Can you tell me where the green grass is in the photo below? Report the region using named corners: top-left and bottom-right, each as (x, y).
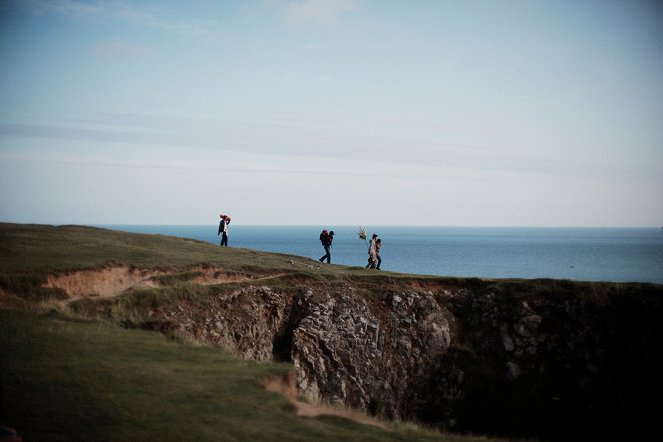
top-left (0, 223), bottom-right (469, 284)
top-left (0, 223), bottom-right (450, 315)
top-left (4, 222), bottom-right (657, 441)
top-left (0, 310), bottom-right (492, 442)
top-left (0, 223), bottom-right (304, 274)
top-left (0, 223), bottom-right (507, 441)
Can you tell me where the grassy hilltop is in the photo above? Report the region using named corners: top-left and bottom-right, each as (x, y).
top-left (2, 223), bottom-right (662, 442)
top-left (0, 223), bottom-right (498, 442)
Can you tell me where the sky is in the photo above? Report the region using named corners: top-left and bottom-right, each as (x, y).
top-left (1, 0), bottom-right (662, 227)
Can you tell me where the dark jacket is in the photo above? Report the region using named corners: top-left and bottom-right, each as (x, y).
top-left (218, 220), bottom-right (228, 235)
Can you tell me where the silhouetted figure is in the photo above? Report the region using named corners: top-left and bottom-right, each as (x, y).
top-left (218, 214), bottom-right (230, 246)
top-left (319, 229), bottom-right (334, 263)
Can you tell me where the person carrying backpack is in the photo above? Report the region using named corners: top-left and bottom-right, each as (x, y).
top-left (319, 229), bottom-right (334, 263)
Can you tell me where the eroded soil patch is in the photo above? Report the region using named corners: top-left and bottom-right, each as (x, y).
top-left (43, 266), bottom-right (164, 301)
top-left (42, 265), bottom-right (287, 302)
top-left (190, 265), bottom-right (251, 285)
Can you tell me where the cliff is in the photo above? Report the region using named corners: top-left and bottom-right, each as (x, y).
top-left (138, 278), bottom-right (662, 441)
top-left (41, 265), bottom-right (662, 441)
top-left (2, 224), bottom-right (662, 441)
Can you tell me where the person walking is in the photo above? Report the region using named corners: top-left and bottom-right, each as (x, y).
top-left (218, 214), bottom-right (230, 246)
top-left (319, 229), bottom-right (334, 263)
top-left (375, 238), bottom-right (382, 270)
top-left (366, 234), bottom-right (378, 269)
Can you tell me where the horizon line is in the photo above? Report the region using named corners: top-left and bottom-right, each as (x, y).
top-left (0, 221), bottom-right (660, 229)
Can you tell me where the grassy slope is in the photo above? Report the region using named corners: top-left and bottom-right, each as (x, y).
top-left (0, 223), bottom-right (497, 442)
top-left (0, 223), bottom-right (306, 273)
top-left (2, 310), bottom-right (477, 442)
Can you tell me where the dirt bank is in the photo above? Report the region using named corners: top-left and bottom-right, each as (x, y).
top-left (42, 265), bottom-right (283, 302)
top-left (262, 372), bottom-right (389, 430)
top-left (43, 266), bottom-right (164, 301)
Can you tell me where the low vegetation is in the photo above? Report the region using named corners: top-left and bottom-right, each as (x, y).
top-left (1, 223), bottom-right (505, 441)
top-left (3, 223), bottom-right (660, 441)
top-left (4, 309), bottom-right (499, 441)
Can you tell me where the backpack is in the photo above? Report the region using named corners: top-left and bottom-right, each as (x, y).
top-left (320, 230), bottom-right (328, 244)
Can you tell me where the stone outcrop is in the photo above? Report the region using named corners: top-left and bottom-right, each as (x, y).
top-left (292, 288), bottom-right (450, 418)
top-left (136, 279), bottom-right (662, 441)
top-left (152, 284), bottom-right (451, 420)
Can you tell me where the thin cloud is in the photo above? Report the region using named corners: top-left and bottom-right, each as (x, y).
top-left (284, 0), bottom-right (359, 28)
top-left (0, 146), bottom-right (441, 181)
top-left (20, 0), bottom-right (106, 18)
top-left (88, 39), bottom-right (155, 58)
top-left (16, 0), bottom-right (217, 35)
top-left (4, 118), bottom-right (644, 182)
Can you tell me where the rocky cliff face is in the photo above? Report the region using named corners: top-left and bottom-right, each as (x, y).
top-left (292, 287), bottom-right (450, 418)
top-left (150, 284), bottom-right (452, 420)
top-left (143, 278), bottom-right (663, 441)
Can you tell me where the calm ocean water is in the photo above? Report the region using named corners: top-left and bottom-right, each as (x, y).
top-left (100, 225), bottom-right (663, 284)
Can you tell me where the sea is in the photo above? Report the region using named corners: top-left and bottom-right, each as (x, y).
top-left (99, 225), bottom-right (663, 284)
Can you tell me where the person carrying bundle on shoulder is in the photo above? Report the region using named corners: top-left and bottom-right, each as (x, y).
top-left (218, 214), bottom-right (231, 246)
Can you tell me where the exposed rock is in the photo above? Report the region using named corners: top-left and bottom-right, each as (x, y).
top-left (290, 289), bottom-right (451, 417)
top-left (154, 284), bottom-right (451, 419)
top-left (105, 275), bottom-right (663, 442)
top-left (506, 361), bottom-right (521, 380)
top-left (499, 324), bottom-right (515, 352)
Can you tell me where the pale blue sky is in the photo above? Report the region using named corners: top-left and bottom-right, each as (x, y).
top-left (1, 0), bottom-right (662, 226)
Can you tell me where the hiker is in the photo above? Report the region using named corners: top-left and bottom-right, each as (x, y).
top-left (375, 238), bottom-right (382, 270)
top-left (319, 229), bottom-right (334, 263)
top-left (218, 214), bottom-right (230, 246)
top-left (366, 234), bottom-right (378, 269)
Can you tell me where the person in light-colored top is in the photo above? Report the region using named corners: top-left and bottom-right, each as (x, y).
top-left (366, 234), bottom-right (378, 269)
top-left (375, 238), bottom-right (382, 270)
